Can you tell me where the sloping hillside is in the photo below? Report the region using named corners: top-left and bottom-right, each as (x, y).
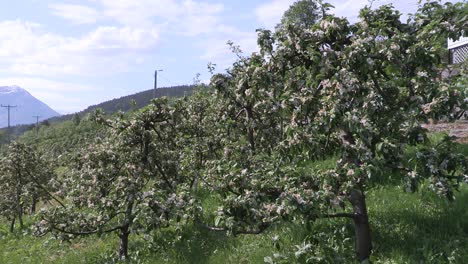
top-left (0, 85), bottom-right (195, 144)
top-left (48, 85), bottom-right (195, 123)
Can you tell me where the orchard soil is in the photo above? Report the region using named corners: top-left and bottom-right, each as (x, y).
top-left (423, 120), bottom-right (468, 143)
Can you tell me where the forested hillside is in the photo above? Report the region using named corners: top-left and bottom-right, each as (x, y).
top-left (47, 85), bottom-right (195, 123)
top-left (0, 1), bottom-right (467, 264)
top-left (0, 85), bottom-right (195, 145)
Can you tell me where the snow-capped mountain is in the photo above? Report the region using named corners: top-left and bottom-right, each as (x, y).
top-left (0, 86), bottom-right (60, 128)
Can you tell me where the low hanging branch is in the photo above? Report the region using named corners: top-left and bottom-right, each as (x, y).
top-left (199, 221), bottom-right (271, 235)
top-left (26, 171), bottom-right (66, 209)
top-left (50, 223), bottom-right (123, 236)
top-left (320, 212), bottom-right (355, 219)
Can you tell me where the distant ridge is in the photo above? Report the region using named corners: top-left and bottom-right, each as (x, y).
top-left (47, 85), bottom-right (195, 123)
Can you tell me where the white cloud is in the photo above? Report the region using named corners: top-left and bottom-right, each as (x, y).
top-left (255, 0), bottom-right (294, 29)
top-left (83, 26), bottom-right (160, 50)
top-left (0, 21), bottom-right (63, 58)
top-left (176, 0), bottom-right (225, 35)
top-left (0, 77), bottom-right (97, 113)
top-left (0, 77), bottom-right (93, 92)
top-left (99, 0), bottom-right (179, 26)
top-left (0, 20), bottom-right (160, 77)
top-left (97, 0), bottom-right (225, 36)
top-left (0, 0), bottom-right (239, 113)
top-left (29, 0), bottom-right (228, 78)
top-left (199, 26), bottom-right (258, 71)
top-left (49, 4), bottom-right (101, 24)
top-left (0, 0), bottom-right (242, 113)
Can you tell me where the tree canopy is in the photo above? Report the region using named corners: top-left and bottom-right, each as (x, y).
top-left (280, 0), bottom-right (322, 29)
top-left (0, 142), bottom-right (55, 232)
top-left (210, 1), bottom-right (467, 261)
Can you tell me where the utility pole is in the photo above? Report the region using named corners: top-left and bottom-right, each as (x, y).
top-left (1, 104), bottom-right (17, 128)
top-left (153, 69), bottom-right (163, 99)
top-left (33, 115), bottom-right (41, 136)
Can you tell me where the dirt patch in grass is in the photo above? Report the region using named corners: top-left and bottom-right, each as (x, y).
top-left (423, 120), bottom-right (468, 143)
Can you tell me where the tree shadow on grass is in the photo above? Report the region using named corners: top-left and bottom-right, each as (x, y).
top-left (146, 223), bottom-right (231, 264)
top-left (371, 189), bottom-right (468, 263)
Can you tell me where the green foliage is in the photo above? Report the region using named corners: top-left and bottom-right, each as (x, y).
top-left (0, 142), bottom-right (55, 231)
top-left (206, 1), bottom-right (467, 261)
top-left (19, 117), bottom-right (107, 160)
top-left (71, 85), bottom-right (195, 119)
top-left (35, 98), bottom-right (196, 259)
top-left (406, 135), bottom-right (468, 200)
top-left (0, 130), bottom-right (6, 145)
top-left (280, 0), bottom-right (322, 29)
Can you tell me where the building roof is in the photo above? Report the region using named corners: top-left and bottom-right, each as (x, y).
top-left (448, 36), bottom-right (468, 49)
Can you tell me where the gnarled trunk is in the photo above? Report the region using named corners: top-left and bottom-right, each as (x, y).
top-left (18, 205), bottom-right (24, 229)
top-left (15, 190), bottom-right (24, 229)
top-left (10, 217), bottom-right (15, 233)
top-left (15, 170), bottom-right (24, 229)
top-left (339, 129), bottom-right (373, 261)
top-left (246, 106), bottom-right (255, 152)
top-left (119, 195), bottom-right (134, 260)
top-left (31, 194), bottom-right (37, 214)
top-left (119, 225), bottom-right (130, 260)
top-left (349, 189), bottom-right (372, 262)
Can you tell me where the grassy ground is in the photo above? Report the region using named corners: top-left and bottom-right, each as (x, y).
top-left (2, 185), bottom-right (466, 263)
top-left (1, 139), bottom-right (467, 263)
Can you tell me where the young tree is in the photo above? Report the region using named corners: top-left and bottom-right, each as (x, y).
top-left (280, 0), bottom-right (322, 29)
top-left (0, 142), bottom-right (54, 232)
top-left (206, 1), bottom-right (467, 262)
top-left (35, 99), bottom-right (195, 260)
top-left (177, 88), bottom-right (221, 195)
top-left (0, 129), bottom-right (6, 144)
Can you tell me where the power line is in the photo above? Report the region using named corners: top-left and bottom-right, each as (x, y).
top-left (1, 104), bottom-right (18, 128)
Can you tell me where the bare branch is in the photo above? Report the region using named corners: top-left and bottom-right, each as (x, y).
top-left (51, 224), bottom-right (122, 236)
top-left (319, 213), bottom-right (355, 219)
top-left (234, 108), bottom-right (246, 120)
top-left (26, 171), bottom-right (66, 208)
top-left (199, 221), bottom-right (270, 235)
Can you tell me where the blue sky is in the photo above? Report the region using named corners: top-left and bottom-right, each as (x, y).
top-left (0, 0), bottom-right (432, 113)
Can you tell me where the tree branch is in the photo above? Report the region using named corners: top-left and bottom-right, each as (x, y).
top-left (26, 171), bottom-right (66, 208)
top-left (152, 161), bottom-right (174, 190)
top-left (47, 210), bottom-right (126, 236)
top-left (234, 108), bottom-right (246, 120)
top-left (199, 221), bottom-right (270, 235)
top-left (319, 213), bottom-right (355, 219)
top-left (51, 224), bottom-right (122, 236)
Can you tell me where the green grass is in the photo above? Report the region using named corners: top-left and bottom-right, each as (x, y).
top-left (0, 230), bottom-right (116, 264)
top-left (369, 185), bottom-right (468, 263)
top-left (2, 183), bottom-right (466, 263)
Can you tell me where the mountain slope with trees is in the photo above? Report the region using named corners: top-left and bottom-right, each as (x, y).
top-left (0, 85), bottom-right (195, 145)
top-left (47, 85), bottom-right (195, 123)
